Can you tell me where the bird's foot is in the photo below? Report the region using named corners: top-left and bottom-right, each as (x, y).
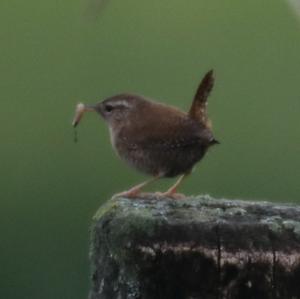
top-left (113, 177), bottom-right (161, 199)
top-left (163, 192), bottom-right (186, 200)
top-left (114, 187), bottom-right (142, 199)
top-left (154, 191), bottom-right (186, 200)
top-left (155, 174), bottom-right (187, 199)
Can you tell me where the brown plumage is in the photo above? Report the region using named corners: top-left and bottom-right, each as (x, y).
top-left (189, 69), bottom-right (214, 126)
top-left (72, 70), bottom-right (218, 198)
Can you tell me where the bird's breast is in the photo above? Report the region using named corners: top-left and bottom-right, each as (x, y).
top-left (112, 132), bottom-right (209, 177)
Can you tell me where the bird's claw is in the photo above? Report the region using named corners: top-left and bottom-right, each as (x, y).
top-left (154, 192), bottom-right (186, 200)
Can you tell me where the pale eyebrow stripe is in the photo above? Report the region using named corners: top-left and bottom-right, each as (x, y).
top-left (111, 100), bottom-right (132, 108)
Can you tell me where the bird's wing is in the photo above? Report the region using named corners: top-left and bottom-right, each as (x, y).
top-left (188, 70), bottom-right (214, 127)
top-left (126, 114), bottom-right (213, 151)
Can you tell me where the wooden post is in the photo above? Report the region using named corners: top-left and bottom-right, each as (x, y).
top-left (89, 195), bottom-right (300, 299)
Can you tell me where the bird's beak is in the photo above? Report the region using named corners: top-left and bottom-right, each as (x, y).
top-left (72, 103), bottom-right (96, 127)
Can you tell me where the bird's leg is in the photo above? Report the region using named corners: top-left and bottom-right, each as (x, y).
top-left (114, 176), bottom-right (160, 198)
top-left (161, 173), bottom-right (188, 199)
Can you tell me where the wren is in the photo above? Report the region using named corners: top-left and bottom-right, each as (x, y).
top-left (72, 70), bottom-right (219, 198)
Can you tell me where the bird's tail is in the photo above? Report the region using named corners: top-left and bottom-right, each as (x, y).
top-left (188, 70), bottom-right (214, 127)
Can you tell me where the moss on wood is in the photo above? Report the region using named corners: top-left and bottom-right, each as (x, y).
top-left (89, 195), bottom-right (300, 299)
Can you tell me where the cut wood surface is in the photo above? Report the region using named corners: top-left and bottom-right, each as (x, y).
top-left (89, 195), bottom-right (300, 299)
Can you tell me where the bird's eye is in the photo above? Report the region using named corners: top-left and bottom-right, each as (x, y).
top-left (105, 105), bottom-right (113, 113)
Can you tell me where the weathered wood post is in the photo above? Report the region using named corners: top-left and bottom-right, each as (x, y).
top-left (89, 195), bottom-right (300, 299)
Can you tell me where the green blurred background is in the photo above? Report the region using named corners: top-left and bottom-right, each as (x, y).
top-left (1, 0), bottom-right (299, 298)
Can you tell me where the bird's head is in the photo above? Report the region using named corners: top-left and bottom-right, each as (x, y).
top-left (72, 94), bottom-right (146, 128)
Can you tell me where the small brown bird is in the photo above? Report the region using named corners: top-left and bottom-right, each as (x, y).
top-left (72, 70), bottom-right (219, 198)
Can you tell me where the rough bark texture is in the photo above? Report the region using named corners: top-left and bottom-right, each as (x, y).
top-left (89, 195), bottom-right (300, 299)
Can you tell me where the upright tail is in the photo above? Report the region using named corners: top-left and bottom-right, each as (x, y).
top-left (188, 70), bottom-right (214, 127)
